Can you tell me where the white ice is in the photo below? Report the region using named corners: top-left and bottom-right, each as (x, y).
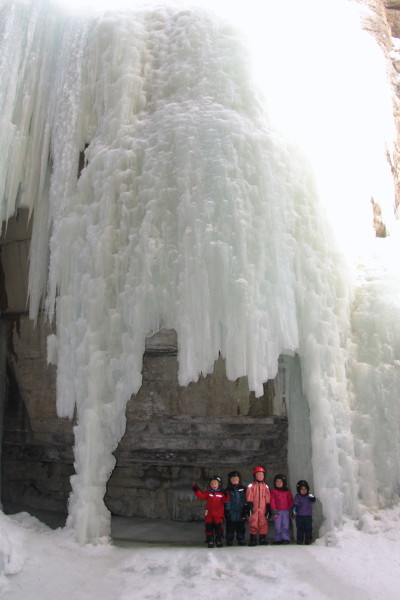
top-left (0, 0), bottom-right (400, 545)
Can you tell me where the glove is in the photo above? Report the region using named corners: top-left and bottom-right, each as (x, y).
top-left (292, 506), bottom-right (297, 517)
top-left (246, 502), bottom-right (253, 516)
top-left (290, 510), bottom-right (296, 520)
top-left (272, 510), bottom-right (279, 520)
top-left (192, 484), bottom-right (200, 492)
top-left (308, 494), bottom-right (316, 502)
top-left (265, 504), bottom-right (271, 519)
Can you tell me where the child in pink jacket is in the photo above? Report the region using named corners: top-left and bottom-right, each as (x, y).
top-left (246, 466), bottom-right (271, 546)
top-left (270, 473), bottom-right (293, 544)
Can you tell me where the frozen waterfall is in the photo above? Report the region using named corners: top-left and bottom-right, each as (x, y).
top-left (1, 0), bottom-right (399, 543)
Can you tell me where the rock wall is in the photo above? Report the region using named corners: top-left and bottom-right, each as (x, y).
top-left (383, 0), bottom-right (400, 211)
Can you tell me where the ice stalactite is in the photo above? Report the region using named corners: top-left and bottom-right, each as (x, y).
top-left (0, 0), bottom-right (399, 543)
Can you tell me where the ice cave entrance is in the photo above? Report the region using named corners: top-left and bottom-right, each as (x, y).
top-left (104, 329), bottom-right (297, 522)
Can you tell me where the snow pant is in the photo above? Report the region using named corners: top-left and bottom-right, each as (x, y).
top-left (226, 520), bottom-right (245, 543)
top-left (248, 509), bottom-right (268, 535)
top-left (205, 521), bottom-right (224, 543)
top-left (274, 510), bottom-right (290, 542)
top-left (296, 515), bottom-right (313, 543)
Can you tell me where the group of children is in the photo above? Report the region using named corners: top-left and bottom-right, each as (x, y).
top-left (192, 467), bottom-right (316, 548)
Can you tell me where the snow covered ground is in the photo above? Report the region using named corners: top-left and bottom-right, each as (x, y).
top-left (1, 506), bottom-right (400, 600)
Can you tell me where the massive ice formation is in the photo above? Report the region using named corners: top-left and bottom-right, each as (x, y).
top-left (1, 0), bottom-right (399, 542)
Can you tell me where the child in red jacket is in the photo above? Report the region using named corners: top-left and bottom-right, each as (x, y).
top-left (270, 473), bottom-right (294, 544)
top-left (192, 475), bottom-right (229, 548)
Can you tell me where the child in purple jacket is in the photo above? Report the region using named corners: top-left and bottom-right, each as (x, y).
top-left (293, 479), bottom-right (316, 544)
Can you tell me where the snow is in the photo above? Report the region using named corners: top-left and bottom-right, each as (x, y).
top-left (2, 508), bottom-right (400, 599)
top-left (0, 0), bottom-right (400, 549)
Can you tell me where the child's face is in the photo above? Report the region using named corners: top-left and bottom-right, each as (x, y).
top-left (255, 471), bottom-right (264, 481)
top-left (275, 478), bottom-right (284, 488)
top-left (230, 476), bottom-right (240, 485)
top-left (299, 486), bottom-right (308, 495)
top-left (210, 479), bottom-right (220, 490)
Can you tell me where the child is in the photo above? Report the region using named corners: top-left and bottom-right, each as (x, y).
top-left (246, 466), bottom-right (271, 546)
top-left (225, 470), bottom-right (247, 546)
top-left (293, 479), bottom-right (316, 545)
top-left (270, 473), bottom-right (293, 545)
top-left (192, 475), bottom-right (229, 548)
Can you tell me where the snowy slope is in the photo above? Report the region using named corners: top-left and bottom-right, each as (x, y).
top-left (1, 508), bottom-right (400, 600)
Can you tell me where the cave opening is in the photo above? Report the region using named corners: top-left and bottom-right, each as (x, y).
top-left (105, 329), bottom-right (290, 521)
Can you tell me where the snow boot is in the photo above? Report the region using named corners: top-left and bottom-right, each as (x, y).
top-left (305, 539), bottom-right (312, 545)
top-left (226, 540), bottom-right (233, 546)
top-left (238, 539), bottom-right (246, 546)
top-left (259, 535), bottom-right (268, 545)
top-left (206, 537), bottom-right (214, 548)
top-left (249, 534), bottom-right (257, 546)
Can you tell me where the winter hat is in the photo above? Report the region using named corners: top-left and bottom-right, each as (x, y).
top-left (227, 471), bottom-right (241, 482)
top-left (208, 475), bottom-right (222, 487)
top-left (296, 480), bottom-right (310, 493)
top-left (273, 473), bottom-right (288, 490)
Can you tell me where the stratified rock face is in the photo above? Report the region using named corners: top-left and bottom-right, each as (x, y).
top-left (363, 0), bottom-right (393, 48)
top-left (107, 330), bottom-right (288, 519)
top-left (359, 0), bottom-right (400, 213)
top-left (382, 0), bottom-right (400, 214)
top-left (0, 211), bottom-right (31, 313)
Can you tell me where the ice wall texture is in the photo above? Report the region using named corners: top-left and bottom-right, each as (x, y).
top-left (0, 0), bottom-right (399, 543)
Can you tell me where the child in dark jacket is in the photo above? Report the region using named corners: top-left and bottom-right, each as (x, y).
top-left (293, 479), bottom-right (316, 544)
top-left (192, 475), bottom-right (229, 548)
top-left (270, 473), bottom-right (294, 544)
top-left (225, 471), bottom-right (247, 546)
